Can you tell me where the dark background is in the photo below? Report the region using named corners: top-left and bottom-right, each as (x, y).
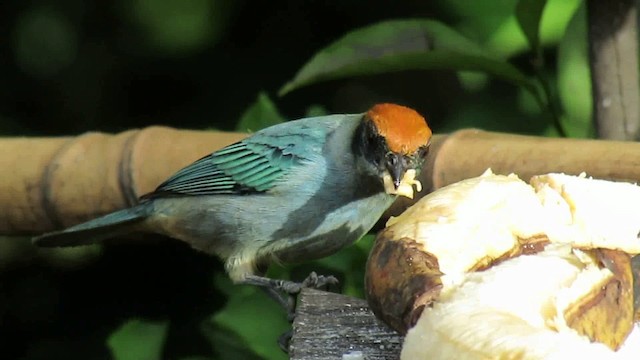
top-left (1, 1), bottom-right (442, 136)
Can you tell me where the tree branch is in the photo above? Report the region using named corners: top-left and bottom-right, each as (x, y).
top-left (587, 0), bottom-right (640, 140)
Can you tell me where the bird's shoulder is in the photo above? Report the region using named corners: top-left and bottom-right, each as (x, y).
top-left (142, 113), bottom-right (363, 199)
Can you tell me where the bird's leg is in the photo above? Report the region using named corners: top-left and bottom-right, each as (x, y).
top-left (259, 285), bottom-right (296, 320)
top-left (251, 285), bottom-right (296, 353)
top-left (244, 271), bottom-right (338, 294)
top-left (242, 272), bottom-right (339, 353)
top-left (277, 330), bottom-right (293, 353)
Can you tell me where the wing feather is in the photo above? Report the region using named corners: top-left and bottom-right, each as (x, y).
top-left (141, 114), bottom-right (361, 199)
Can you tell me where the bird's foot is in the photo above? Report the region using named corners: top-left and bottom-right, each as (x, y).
top-left (243, 271), bottom-right (339, 296)
top-left (243, 271), bottom-right (339, 321)
top-left (278, 271), bottom-right (339, 294)
top-left (277, 329), bottom-right (293, 353)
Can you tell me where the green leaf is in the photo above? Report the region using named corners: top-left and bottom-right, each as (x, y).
top-left (440, 89), bottom-right (553, 135)
top-left (279, 19), bottom-right (539, 99)
top-left (304, 104), bottom-right (329, 117)
top-left (107, 318), bottom-right (169, 360)
top-left (236, 92), bottom-right (285, 132)
top-left (515, 0), bottom-right (548, 53)
top-left (556, 3), bottom-right (593, 138)
top-left (208, 274), bottom-right (288, 360)
top-left (442, 0), bottom-right (580, 59)
top-left (201, 319), bottom-right (264, 360)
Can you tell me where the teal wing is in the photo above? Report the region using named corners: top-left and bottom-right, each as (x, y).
top-left (143, 116), bottom-right (352, 198)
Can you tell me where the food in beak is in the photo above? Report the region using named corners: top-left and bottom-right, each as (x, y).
top-left (383, 169), bottom-right (422, 199)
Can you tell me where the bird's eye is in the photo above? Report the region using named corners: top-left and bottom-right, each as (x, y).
top-left (418, 146), bottom-right (430, 159)
top-left (386, 152), bottom-right (397, 165)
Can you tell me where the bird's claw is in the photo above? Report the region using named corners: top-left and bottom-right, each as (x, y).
top-left (304, 271), bottom-right (339, 288)
top-left (277, 329), bottom-right (293, 353)
top-left (243, 271), bottom-right (339, 316)
top-left (278, 271), bottom-right (339, 294)
top-left (243, 271), bottom-right (339, 295)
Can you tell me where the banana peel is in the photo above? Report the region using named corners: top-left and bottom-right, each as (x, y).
top-left (563, 249), bottom-right (633, 350)
top-left (365, 236), bottom-right (442, 334)
top-left (365, 170), bottom-right (640, 358)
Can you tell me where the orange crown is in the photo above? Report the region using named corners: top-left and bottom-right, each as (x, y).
top-left (366, 103), bottom-right (432, 154)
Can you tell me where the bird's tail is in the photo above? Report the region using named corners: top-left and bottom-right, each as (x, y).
top-left (33, 203), bottom-right (153, 247)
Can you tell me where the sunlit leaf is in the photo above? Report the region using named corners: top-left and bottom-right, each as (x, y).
top-left (236, 92), bottom-right (285, 132)
top-left (556, 3), bottom-right (593, 138)
top-left (440, 0), bottom-right (581, 59)
top-left (537, 0), bottom-right (582, 47)
top-left (279, 19), bottom-right (539, 103)
top-left (107, 318), bottom-right (169, 360)
top-left (435, 0), bottom-right (518, 42)
top-left (515, 0), bottom-right (548, 53)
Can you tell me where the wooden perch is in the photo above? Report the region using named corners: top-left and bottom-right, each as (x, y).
top-left (290, 288), bottom-right (402, 360)
top-left (4, 127), bottom-right (640, 235)
top-left (291, 261), bottom-right (640, 359)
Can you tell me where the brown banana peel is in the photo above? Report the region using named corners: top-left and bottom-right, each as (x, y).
top-left (365, 236), bottom-right (442, 334)
top-left (565, 249), bottom-right (634, 350)
top-left (366, 170), bottom-right (640, 358)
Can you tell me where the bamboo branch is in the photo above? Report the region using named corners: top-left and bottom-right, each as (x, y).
top-left (4, 127), bottom-right (640, 235)
top-left (384, 128), bottom-right (640, 218)
top-left (0, 127), bottom-right (245, 235)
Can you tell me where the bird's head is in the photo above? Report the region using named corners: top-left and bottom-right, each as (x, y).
top-left (354, 103), bottom-right (432, 199)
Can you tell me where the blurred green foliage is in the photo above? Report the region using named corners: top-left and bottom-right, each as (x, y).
top-left (0, 0), bottom-right (594, 359)
top-left (209, 274), bottom-right (288, 360)
top-left (13, 6), bottom-right (78, 78)
top-left (108, 319), bottom-right (169, 360)
top-left (235, 92), bottom-right (284, 133)
top-left (126, 0), bottom-right (234, 55)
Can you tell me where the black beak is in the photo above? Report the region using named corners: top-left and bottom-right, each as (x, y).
top-left (385, 153), bottom-right (407, 189)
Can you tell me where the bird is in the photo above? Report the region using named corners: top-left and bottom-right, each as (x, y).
top-left (33, 103), bottom-right (432, 313)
